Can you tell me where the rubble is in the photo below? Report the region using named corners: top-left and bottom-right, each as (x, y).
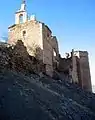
top-left (0, 70), bottom-right (95, 120)
top-left (0, 40), bottom-right (45, 74)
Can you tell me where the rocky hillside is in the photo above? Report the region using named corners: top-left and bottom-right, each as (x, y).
top-left (0, 41), bottom-right (45, 74)
top-left (0, 70), bottom-right (95, 120)
top-left (0, 41), bottom-right (95, 120)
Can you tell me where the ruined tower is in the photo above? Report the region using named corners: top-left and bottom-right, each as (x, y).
top-left (58, 49), bottom-right (92, 92)
top-left (72, 50), bottom-right (92, 92)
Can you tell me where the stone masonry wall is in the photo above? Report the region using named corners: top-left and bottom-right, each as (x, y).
top-left (51, 36), bottom-right (59, 60)
top-left (42, 24), bottom-right (53, 76)
top-left (8, 20), bottom-right (43, 60)
top-left (71, 50), bottom-right (92, 92)
top-left (8, 21), bottom-right (56, 77)
top-left (51, 36), bottom-right (59, 69)
top-left (71, 50), bottom-right (79, 84)
top-left (78, 51), bottom-right (92, 92)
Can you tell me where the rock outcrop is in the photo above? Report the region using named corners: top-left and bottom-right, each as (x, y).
top-left (0, 40), bottom-right (45, 74)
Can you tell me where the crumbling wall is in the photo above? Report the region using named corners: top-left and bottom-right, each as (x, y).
top-left (0, 40), bottom-right (45, 75)
top-left (58, 50), bottom-right (92, 92)
top-left (71, 50), bottom-right (92, 92)
top-left (71, 50), bottom-right (79, 84)
top-left (51, 36), bottom-right (59, 70)
top-left (57, 57), bottom-right (72, 82)
top-left (58, 58), bottom-right (71, 73)
top-left (78, 51), bottom-right (92, 92)
top-left (42, 24), bottom-right (53, 77)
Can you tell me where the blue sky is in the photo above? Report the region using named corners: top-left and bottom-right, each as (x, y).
top-left (0, 0), bottom-right (95, 85)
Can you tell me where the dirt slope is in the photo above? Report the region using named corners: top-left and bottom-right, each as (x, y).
top-left (0, 70), bottom-right (95, 120)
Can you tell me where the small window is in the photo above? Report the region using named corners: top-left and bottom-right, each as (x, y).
top-left (22, 30), bottom-right (26, 39)
top-left (19, 14), bottom-right (23, 23)
top-left (23, 31), bottom-right (26, 36)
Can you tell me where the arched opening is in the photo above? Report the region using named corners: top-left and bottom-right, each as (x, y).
top-left (19, 14), bottom-right (23, 23)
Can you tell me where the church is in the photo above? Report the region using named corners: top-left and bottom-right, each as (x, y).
top-left (8, 0), bottom-right (59, 77)
top-left (8, 0), bottom-right (92, 92)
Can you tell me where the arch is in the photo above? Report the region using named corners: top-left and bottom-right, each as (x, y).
top-left (19, 14), bottom-right (23, 23)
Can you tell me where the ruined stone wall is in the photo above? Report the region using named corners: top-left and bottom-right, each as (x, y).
top-left (58, 58), bottom-right (71, 73)
top-left (78, 51), bottom-right (92, 92)
top-left (8, 20), bottom-right (43, 60)
top-left (72, 51), bottom-right (79, 84)
top-left (71, 50), bottom-right (92, 92)
top-left (51, 36), bottom-right (59, 59)
top-left (58, 50), bottom-right (92, 92)
top-left (51, 36), bottom-right (59, 69)
top-left (42, 24), bottom-right (53, 76)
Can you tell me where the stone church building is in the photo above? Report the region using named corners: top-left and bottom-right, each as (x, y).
top-left (8, 0), bottom-right (92, 92)
top-left (8, 0), bottom-right (59, 77)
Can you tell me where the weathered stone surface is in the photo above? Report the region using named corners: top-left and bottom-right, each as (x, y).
top-left (71, 50), bottom-right (92, 92)
top-left (8, 17), bottom-right (60, 77)
top-left (58, 50), bottom-right (92, 92)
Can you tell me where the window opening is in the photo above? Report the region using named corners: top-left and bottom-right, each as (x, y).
top-left (23, 30), bottom-right (26, 39)
top-left (19, 14), bottom-right (23, 23)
